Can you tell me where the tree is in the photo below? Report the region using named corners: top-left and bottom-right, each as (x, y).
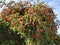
top-left (0, 0), bottom-right (59, 45)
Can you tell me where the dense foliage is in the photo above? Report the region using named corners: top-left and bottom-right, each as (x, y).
top-left (53, 34), bottom-right (60, 45)
top-left (0, 0), bottom-right (58, 45)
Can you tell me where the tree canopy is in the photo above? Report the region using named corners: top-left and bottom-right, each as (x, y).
top-left (0, 0), bottom-right (59, 45)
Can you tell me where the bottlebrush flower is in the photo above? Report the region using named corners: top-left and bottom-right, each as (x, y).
top-left (11, 10), bottom-right (15, 13)
top-left (5, 16), bottom-right (12, 22)
top-left (30, 19), bottom-right (33, 23)
top-left (32, 35), bottom-right (35, 39)
top-left (0, 15), bottom-right (3, 19)
top-left (43, 6), bottom-right (48, 13)
top-left (39, 11), bottom-right (43, 14)
top-left (5, 17), bottom-right (11, 22)
top-left (30, 42), bottom-right (33, 45)
top-left (32, 22), bottom-right (34, 26)
top-left (39, 29), bottom-right (43, 32)
top-left (47, 18), bottom-right (52, 22)
top-left (34, 8), bottom-right (37, 11)
top-left (36, 36), bottom-right (40, 39)
top-left (37, 31), bottom-right (40, 35)
top-left (43, 30), bottom-right (46, 32)
top-left (39, 21), bottom-right (42, 25)
top-left (30, 11), bottom-right (34, 15)
top-left (43, 6), bottom-right (47, 9)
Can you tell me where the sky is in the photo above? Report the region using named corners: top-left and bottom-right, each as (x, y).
top-left (0, 0), bottom-right (60, 34)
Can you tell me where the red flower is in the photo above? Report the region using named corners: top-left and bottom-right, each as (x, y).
top-left (43, 6), bottom-right (47, 9)
top-left (43, 6), bottom-right (48, 12)
top-left (37, 31), bottom-right (40, 35)
top-left (30, 19), bottom-right (33, 23)
top-left (40, 29), bottom-right (43, 32)
top-left (5, 17), bottom-right (11, 22)
top-left (30, 11), bottom-right (34, 14)
top-left (43, 30), bottom-right (46, 32)
top-left (39, 11), bottom-right (43, 15)
top-left (36, 36), bottom-right (40, 39)
top-left (39, 21), bottom-right (42, 25)
top-left (32, 35), bottom-right (35, 39)
top-left (48, 18), bottom-right (52, 22)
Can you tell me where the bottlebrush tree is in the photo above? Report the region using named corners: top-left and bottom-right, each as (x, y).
top-left (0, 0), bottom-right (58, 45)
